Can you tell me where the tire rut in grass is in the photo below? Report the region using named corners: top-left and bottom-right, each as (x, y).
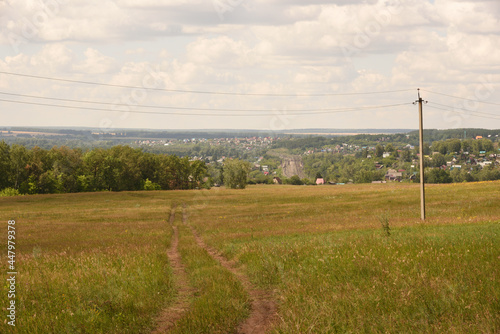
top-left (152, 205), bottom-right (194, 333)
top-left (182, 204), bottom-right (277, 334)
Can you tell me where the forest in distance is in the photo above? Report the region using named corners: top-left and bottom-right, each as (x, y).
top-left (0, 127), bottom-right (499, 196)
top-left (0, 144), bottom-right (209, 195)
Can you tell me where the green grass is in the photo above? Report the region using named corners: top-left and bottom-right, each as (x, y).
top-left (0, 192), bottom-right (177, 333)
top-left (236, 224), bottom-right (499, 333)
top-left (171, 208), bottom-right (249, 333)
top-left (187, 182), bottom-right (500, 333)
top-left (0, 182), bottom-right (499, 333)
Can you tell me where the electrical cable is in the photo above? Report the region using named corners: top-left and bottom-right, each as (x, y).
top-left (0, 97), bottom-right (411, 117)
top-left (0, 90), bottom-right (409, 113)
top-left (421, 89), bottom-right (500, 106)
top-left (428, 101), bottom-right (500, 117)
top-left (426, 104), bottom-right (500, 120)
top-left (0, 71), bottom-right (414, 97)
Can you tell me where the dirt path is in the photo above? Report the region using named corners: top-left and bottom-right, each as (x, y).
top-left (182, 204), bottom-right (277, 334)
top-left (152, 205), bottom-right (194, 333)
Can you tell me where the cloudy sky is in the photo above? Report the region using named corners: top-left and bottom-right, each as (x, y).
top-left (1, 0), bottom-right (499, 131)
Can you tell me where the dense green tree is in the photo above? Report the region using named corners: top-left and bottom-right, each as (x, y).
top-left (138, 152), bottom-right (161, 184)
top-left (248, 170), bottom-right (272, 184)
top-left (354, 170), bottom-right (374, 184)
top-left (109, 146), bottom-right (143, 191)
top-left (9, 144), bottom-right (30, 190)
top-left (37, 170), bottom-right (58, 194)
top-left (446, 139), bottom-right (462, 153)
top-left (0, 141), bottom-right (11, 189)
top-left (401, 149), bottom-right (413, 163)
top-left (426, 168), bottom-right (452, 184)
top-left (480, 139), bottom-right (494, 153)
top-left (432, 153), bottom-right (447, 168)
top-left (432, 141), bottom-right (446, 154)
top-left (190, 160), bottom-right (208, 189)
top-left (160, 155), bottom-right (189, 190)
top-left (50, 146), bottom-right (83, 193)
top-left (82, 148), bottom-right (109, 191)
top-left (478, 165), bottom-right (500, 181)
top-left (288, 175), bottom-right (303, 185)
top-left (423, 143), bottom-right (431, 155)
top-left (461, 139), bottom-right (473, 153)
top-left (223, 159), bottom-right (251, 189)
top-left (207, 163), bottom-right (224, 186)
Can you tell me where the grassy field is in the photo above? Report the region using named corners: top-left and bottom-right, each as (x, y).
top-left (0, 181), bottom-right (499, 333)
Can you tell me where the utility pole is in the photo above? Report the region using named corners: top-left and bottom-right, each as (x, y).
top-left (414, 89), bottom-right (427, 220)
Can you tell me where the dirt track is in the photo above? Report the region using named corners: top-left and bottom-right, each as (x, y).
top-left (183, 204), bottom-right (277, 334)
top-left (152, 205), bottom-right (194, 333)
top-left (153, 204), bottom-right (276, 333)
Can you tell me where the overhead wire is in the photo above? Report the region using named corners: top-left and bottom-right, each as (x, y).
top-left (0, 97), bottom-right (412, 117)
top-left (426, 104), bottom-right (500, 120)
top-left (421, 89), bottom-right (500, 106)
top-left (0, 71), bottom-right (414, 97)
top-left (429, 101), bottom-right (500, 117)
top-left (1, 70), bottom-right (498, 122)
top-left (0, 90), bottom-right (410, 113)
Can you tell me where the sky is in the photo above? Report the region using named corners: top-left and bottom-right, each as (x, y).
top-left (0, 0), bottom-right (499, 131)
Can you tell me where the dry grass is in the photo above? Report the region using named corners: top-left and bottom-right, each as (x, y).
top-left (0, 191), bottom-right (178, 333)
top-left (0, 182), bottom-right (498, 333)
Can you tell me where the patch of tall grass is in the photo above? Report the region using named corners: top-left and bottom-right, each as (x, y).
top-left (13, 247), bottom-right (173, 333)
top-left (0, 192), bottom-right (176, 333)
top-left (230, 223), bottom-right (500, 333)
top-left (186, 183), bottom-right (500, 333)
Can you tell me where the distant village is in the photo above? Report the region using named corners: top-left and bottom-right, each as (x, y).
top-left (136, 132), bottom-right (500, 185)
top-left (2, 127), bottom-right (499, 185)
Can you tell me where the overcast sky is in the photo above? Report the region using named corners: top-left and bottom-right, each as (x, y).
top-left (1, 0), bottom-right (499, 131)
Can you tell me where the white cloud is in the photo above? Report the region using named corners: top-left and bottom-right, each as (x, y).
top-left (1, 0), bottom-right (500, 129)
top-left (125, 48), bottom-right (145, 55)
top-left (293, 66), bottom-right (346, 84)
top-left (74, 48), bottom-right (118, 74)
top-left (435, 0), bottom-right (500, 34)
top-left (186, 36), bottom-right (258, 67)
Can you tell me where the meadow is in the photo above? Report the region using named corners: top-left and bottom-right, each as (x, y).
top-left (0, 181), bottom-right (499, 333)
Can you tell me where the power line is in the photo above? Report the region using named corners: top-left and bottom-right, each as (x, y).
top-left (0, 90), bottom-right (409, 113)
top-left (428, 101), bottom-right (500, 118)
top-left (0, 71), bottom-right (414, 97)
top-left (426, 104), bottom-right (500, 120)
top-left (0, 97), bottom-right (411, 117)
top-left (421, 89), bottom-right (500, 106)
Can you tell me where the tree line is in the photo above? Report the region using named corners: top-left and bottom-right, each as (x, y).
top-left (0, 142), bottom-right (208, 195)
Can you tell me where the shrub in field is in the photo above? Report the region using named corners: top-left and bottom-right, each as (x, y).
top-left (144, 178), bottom-right (161, 190)
top-left (0, 187), bottom-right (21, 196)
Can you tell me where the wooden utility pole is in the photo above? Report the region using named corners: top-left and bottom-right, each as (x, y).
top-left (415, 89), bottom-right (426, 220)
